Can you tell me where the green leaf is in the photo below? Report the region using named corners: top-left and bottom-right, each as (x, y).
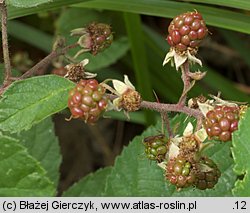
top-left (7, 0), bottom-right (53, 8)
top-left (63, 167), bottom-right (112, 197)
top-left (75, 0), bottom-right (250, 34)
top-left (104, 114), bottom-right (236, 196)
top-left (181, 0), bottom-right (250, 11)
top-left (0, 75), bottom-right (75, 133)
top-left (0, 135), bottom-right (55, 196)
top-left (14, 117), bottom-right (61, 187)
top-left (56, 8), bottom-right (129, 71)
top-left (8, 0), bottom-right (88, 19)
top-left (232, 108), bottom-right (250, 196)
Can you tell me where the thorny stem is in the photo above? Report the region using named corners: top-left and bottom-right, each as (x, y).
top-left (141, 100), bottom-right (204, 131)
top-left (140, 101), bottom-right (203, 120)
top-left (0, 0), bottom-right (11, 84)
top-left (107, 94), bottom-right (204, 130)
top-left (178, 60), bottom-right (191, 106)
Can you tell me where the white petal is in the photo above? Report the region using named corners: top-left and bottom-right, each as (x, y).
top-left (197, 101), bottom-right (214, 117)
top-left (174, 53), bottom-right (187, 70)
top-left (157, 162), bottom-right (167, 170)
top-left (80, 58), bottom-right (89, 67)
top-left (210, 95), bottom-right (239, 107)
top-left (124, 75), bottom-right (135, 90)
top-left (70, 28), bottom-right (86, 36)
top-left (168, 142), bottom-right (180, 159)
top-left (183, 122), bottom-right (194, 137)
top-left (113, 98), bottom-right (122, 111)
top-left (162, 50), bottom-right (175, 66)
top-left (194, 128), bottom-right (207, 142)
top-left (187, 51), bottom-right (202, 66)
top-left (112, 79), bottom-right (128, 95)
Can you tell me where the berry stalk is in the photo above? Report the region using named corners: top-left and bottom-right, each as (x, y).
top-left (178, 61), bottom-right (191, 107)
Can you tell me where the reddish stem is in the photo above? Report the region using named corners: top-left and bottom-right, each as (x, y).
top-left (178, 60), bottom-right (191, 106)
top-left (107, 94), bottom-right (204, 127)
top-left (140, 101), bottom-right (203, 119)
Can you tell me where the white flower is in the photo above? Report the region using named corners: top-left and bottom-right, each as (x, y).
top-left (111, 75), bottom-right (136, 110)
top-left (112, 75), bottom-right (135, 95)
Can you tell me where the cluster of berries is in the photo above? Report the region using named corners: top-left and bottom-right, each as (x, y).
top-left (86, 22), bottom-right (113, 55)
top-left (166, 155), bottom-right (221, 190)
top-left (68, 79), bottom-right (108, 124)
top-left (204, 105), bottom-right (239, 142)
top-left (143, 134), bottom-right (168, 162)
top-left (144, 133), bottom-right (221, 190)
top-left (167, 11), bottom-right (208, 54)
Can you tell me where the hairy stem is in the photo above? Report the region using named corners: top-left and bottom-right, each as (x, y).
top-left (107, 94), bottom-right (204, 124)
top-left (0, 0), bottom-right (11, 84)
top-left (178, 61), bottom-right (191, 106)
top-left (140, 101), bottom-right (203, 120)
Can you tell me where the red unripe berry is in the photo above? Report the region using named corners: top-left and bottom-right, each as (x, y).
top-left (204, 105), bottom-right (240, 142)
top-left (68, 79), bottom-right (108, 124)
top-left (166, 11), bottom-right (208, 53)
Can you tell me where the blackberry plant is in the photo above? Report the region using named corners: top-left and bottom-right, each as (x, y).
top-left (0, 0), bottom-right (249, 197)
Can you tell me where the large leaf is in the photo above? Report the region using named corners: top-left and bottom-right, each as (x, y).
top-left (76, 0), bottom-right (250, 34)
top-left (232, 108), bottom-right (250, 196)
top-left (0, 135), bottom-right (55, 196)
top-left (15, 117), bottom-right (61, 187)
top-left (0, 75), bottom-right (74, 133)
top-left (56, 8), bottom-right (129, 71)
top-left (104, 114), bottom-right (236, 196)
top-left (7, 0), bottom-right (52, 8)
top-left (63, 167), bottom-right (112, 197)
